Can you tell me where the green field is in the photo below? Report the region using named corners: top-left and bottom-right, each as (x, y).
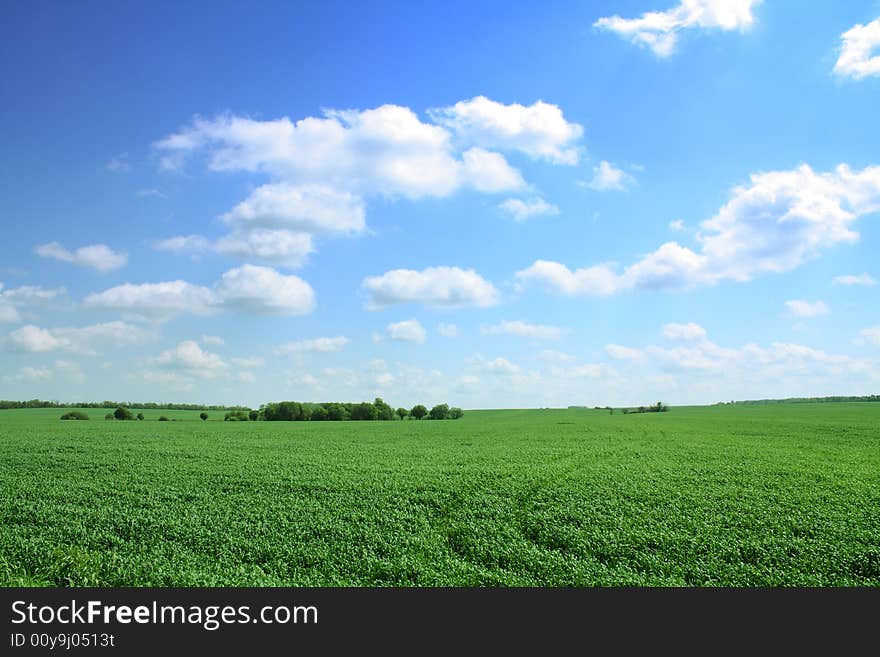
top-left (1, 404), bottom-right (878, 586)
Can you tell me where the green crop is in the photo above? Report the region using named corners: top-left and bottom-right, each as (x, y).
top-left (1, 403), bottom-right (878, 586)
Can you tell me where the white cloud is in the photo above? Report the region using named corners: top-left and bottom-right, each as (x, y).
top-left (429, 96), bottom-right (584, 164)
top-left (5, 366), bottom-right (53, 383)
top-left (213, 265), bottom-right (316, 315)
top-left (155, 235), bottom-right (212, 253)
top-left (201, 334), bottom-right (224, 346)
top-left (584, 161), bottom-right (635, 191)
top-left (605, 344), bottom-right (645, 361)
top-left (153, 99), bottom-right (580, 269)
top-left (106, 153), bottom-right (130, 172)
top-left (834, 18), bottom-right (880, 80)
top-left (362, 266), bottom-right (499, 309)
top-left (0, 284), bottom-right (67, 323)
top-left (386, 319), bottom-right (427, 344)
top-left (35, 242), bottom-right (128, 272)
top-left (516, 163), bottom-right (880, 297)
top-left (213, 229), bottom-right (314, 268)
top-left (154, 340), bottom-right (228, 379)
top-left (6, 321), bottom-right (149, 355)
top-left (475, 356), bottom-right (520, 374)
top-left (498, 197), bottom-right (559, 222)
top-left (857, 326), bottom-right (880, 347)
top-left (785, 300), bottom-right (830, 318)
top-left (156, 229), bottom-right (314, 268)
top-left (154, 103), bottom-right (529, 197)
top-left (84, 265), bottom-right (315, 319)
top-left (833, 273), bottom-right (876, 286)
top-left (83, 280), bottom-right (216, 319)
top-left (669, 219), bottom-right (686, 231)
top-left (460, 147), bottom-right (526, 192)
top-left (7, 325), bottom-right (62, 352)
top-left (595, 0), bottom-right (761, 57)
top-left (437, 322), bottom-right (460, 338)
top-left (662, 322), bottom-right (708, 341)
top-left (220, 183), bottom-right (366, 235)
top-left (481, 319), bottom-right (564, 340)
top-left (278, 336), bottom-right (349, 354)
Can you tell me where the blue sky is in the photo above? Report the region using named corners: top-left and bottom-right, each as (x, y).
top-left (2, 0), bottom-right (879, 408)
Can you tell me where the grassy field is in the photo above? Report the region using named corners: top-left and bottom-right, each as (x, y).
top-left (1, 403), bottom-right (878, 586)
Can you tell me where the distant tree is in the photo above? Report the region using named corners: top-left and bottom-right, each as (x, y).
top-left (410, 404), bottom-right (427, 420)
top-left (224, 410), bottom-right (249, 421)
top-left (158, 416), bottom-right (169, 421)
top-left (448, 407), bottom-right (463, 420)
top-left (429, 403), bottom-right (449, 420)
top-left (325, 403), bottom-right (350, 421)
top-left (136, 412), bottom-right (144, 420)
top-left (248, 410), bottom-right (259, 421)
top-left (350, 402), bottom-right (378, 421)
top-left (311, 406), bottom-right (329, 421)
top-left (60, 411), bottom-right (89, 420)
top-left (114, 406), bottom-right (133, 421)
top-left (396, 407), bottom-right (408, 421)
top-left (374, 397), bottom-right (394, 421)
top-left (200, 412), bottom-right (208, 421)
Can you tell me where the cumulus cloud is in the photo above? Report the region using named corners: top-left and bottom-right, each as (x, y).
top-left (386, 319), bottom-right (427, 344)
top-left (605, 344), bottom-right (645, 361)
top-left (662, 322), bottom-right (708, 341)
top-left (595, 0), bottom-right (761, 57)
top-left (857, 326), bottom-right (880, 347)
top-left (213, 229), bottom-right (314, 268)
top-left (154, 340), bottom-right (228, 378)
top-left (429, 96), bottom-right (584, 164)
top-left (516, 163), bottom-right (880, 297)
top-left (35, 242), bottom-right (128, 272)
top-left (201, 334), bottom-right (224, 346)
top-left (481, 319), bottom-right (564, 340)
top-left (437, 322), bottom-right (460, 338)
top-left (155, 235), bottom-right (212, 253)
top-left (583, 161), bottom-right (636, 191)
top-left (0, 283), bottom-right (66, 323)
top-left (220, 183), bottom-right (366, 235)
top-left (277, 336), bottom-right (349, 354)
top-left (6, 321), bottom-right (151, 355)
top-left (498, 197), bottom-right (559, 222)
top-left (153, 98), bottom-right (581, 268)
top-left (362, 266), bottom-right (499, 309)
top-left (833, 273), bottom-right (876, 286)
top-left (834, 18), bottom-right (880, 80)
top-left (83, 265), bottom-right (315, 320)
top-left (785, 300), bottom-right (830, 318)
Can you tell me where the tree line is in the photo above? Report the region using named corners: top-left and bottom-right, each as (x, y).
top-left (1, 399), bottom-right (250, 411)
top-left (251, 398), bottom-right (463, 422)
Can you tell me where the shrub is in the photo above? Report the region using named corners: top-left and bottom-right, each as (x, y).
top-left (104, 413), bottom-right (114, 420)
top-left (136, 412), bottom-right (144, 420)
top-left (448, 407), bottom-right (463, 420)
top-left (158, 416), bottom-right (169, 421)
top-left (200, 412), bottom-right (208, 421)
top-left (113, 406), bottom-right (133, 421)
top-left (224, 411), bottom-right (249, 421)
top-left (429, 403), bottom-right (449, 420)
top-left (60, 411), bottom-right (89, 420)
top-left (248, 410), bottom-right (259, 421)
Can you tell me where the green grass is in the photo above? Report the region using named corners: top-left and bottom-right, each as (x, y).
top-left (1, 403), bottom-right (878, 586)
